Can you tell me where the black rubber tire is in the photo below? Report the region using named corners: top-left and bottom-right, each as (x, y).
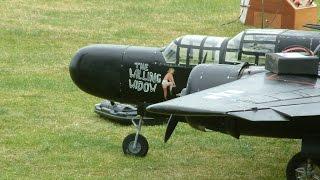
top-left (122, 133), bottom-right (149, 157)
top-left (286, 152), bottom-right (320, 180)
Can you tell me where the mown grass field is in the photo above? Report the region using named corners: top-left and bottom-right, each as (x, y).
top-left (1, 0), bottom-right (316, 179)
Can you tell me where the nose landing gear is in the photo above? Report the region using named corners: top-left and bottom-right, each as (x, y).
top-left (122, 115), bottom-right (149, 157)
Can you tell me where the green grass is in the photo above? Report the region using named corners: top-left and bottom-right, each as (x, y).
top-left (0, 0), bottom-right (311, 179)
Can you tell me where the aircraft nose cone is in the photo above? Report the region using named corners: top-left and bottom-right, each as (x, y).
top-left (69, 50), bottom-right (85, 86)
top-left (69, 44), bottom-right (128, 100)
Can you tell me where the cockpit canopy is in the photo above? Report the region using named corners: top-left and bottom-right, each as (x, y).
top-left (162, 35), bottom-right (227, 65)
top-left (226, 29), bottom-right (286, 65)
top-left (162, 29), bottom-right (312, 66)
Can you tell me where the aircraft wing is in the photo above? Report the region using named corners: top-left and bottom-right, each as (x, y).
top-left (147, 72), bottom-right (320, 121)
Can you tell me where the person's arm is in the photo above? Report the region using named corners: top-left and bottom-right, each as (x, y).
top-left (170, 74), bottom-right (176, 86)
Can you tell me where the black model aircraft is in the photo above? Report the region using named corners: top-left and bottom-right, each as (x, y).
top-left (69, 28), bottom-right (320, 157)
top-left (147, 52), bottom-right (320, 179)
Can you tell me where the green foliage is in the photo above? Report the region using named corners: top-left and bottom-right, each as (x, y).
top-left (0, 0), bottom-right (304, 179)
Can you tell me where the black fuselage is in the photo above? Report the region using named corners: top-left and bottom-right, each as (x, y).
top-left (70, 30), bottom-right (320, 108)
top-left (69, 45), bottom-right (194, 105)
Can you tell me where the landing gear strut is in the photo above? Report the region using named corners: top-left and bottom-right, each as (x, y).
top-left (122, 115), bottom-right (149, 157)
top-left (286, 152), bottom-right (320, 180)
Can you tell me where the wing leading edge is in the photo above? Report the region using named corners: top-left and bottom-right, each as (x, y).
top-left (147, 72), bottom-right (320, 121)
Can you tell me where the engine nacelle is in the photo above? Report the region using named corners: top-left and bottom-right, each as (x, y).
top-left (185, 63), bottom-right (245, 95)
top-left (183, 63), bottom-right (244, 131)
top-left (183, 63), bottom-right (266, 134)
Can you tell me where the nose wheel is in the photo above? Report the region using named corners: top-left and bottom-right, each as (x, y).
top-left (122, 115), bottom-right (149, 157)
